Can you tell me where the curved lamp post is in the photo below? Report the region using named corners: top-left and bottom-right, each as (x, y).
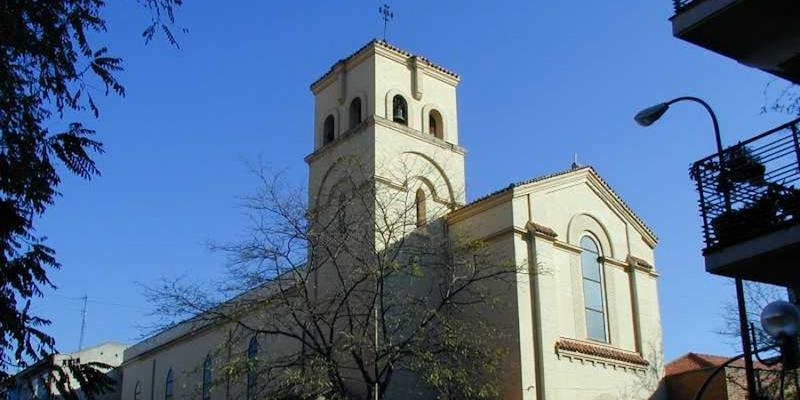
top-left (693, 300), bottom-right (800, 400)
top-left (634, 96), bottom-right (724, 156)
top-left (634, 97), bottom-right (757, 400)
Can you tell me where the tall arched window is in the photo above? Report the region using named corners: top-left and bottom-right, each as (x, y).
top-left (581, 236), bottom-right (607, 342)
top-left (415, 189), bottom-right (427, 227)
top-left (392, 95), bottom-right (408, 125)
top-left (428, 109), bottom-right (443, 139)
top-left (202, 356), bottom-right (212, 400)
top-left (164, 368), bottom-right (174, 400)
top-left (349, 97), bottom-right (362, 129)
top-left (134, 381), bottom-right (142, 400)
top-left (323, 115), bottom-right (335, 145)
top-left (246, 336), bottom-right (258, 400)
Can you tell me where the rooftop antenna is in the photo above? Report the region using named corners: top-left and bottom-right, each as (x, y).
top-left (78, 294), bottom-right (87, 351)
top-left (571, 152), bottom-right (582, 169)
top-left (379, 4), bottom-right (394, 42)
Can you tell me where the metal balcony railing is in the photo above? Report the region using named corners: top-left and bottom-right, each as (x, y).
top-left (673, 0), bottom-right (702, 13)
top-left (691, 118), bottom-right (800, 250)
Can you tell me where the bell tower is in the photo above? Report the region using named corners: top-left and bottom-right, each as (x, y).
top-left (306, 40), bottom-right (466, 231)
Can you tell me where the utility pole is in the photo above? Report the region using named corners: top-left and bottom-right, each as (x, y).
top-left (78, 294), bottom-right (87, 351)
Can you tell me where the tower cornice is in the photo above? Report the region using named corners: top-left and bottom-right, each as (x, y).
top-left (310, 40), bottom-right (460, 95)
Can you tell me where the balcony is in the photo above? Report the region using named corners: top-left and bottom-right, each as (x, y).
top-left (670, 0), bottom-right (800, 84)
top-left (691, 118), bottom-right (800, 286)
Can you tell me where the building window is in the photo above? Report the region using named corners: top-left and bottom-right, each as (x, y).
top-left (415, 189), bottom-right (427, 227)
top-left (428, 109), bottom-right (443, 139)
top-left (323, 115), bottom-right (335, 145)
top-left (202, 356), bottom-right (212, 400)
top-left (581, 236), bottom-right (607, 342)
top-left (165, 368), bottom-right (174, 400)
top-left (134, 381), bottom-right (142, 400)
top-left (247, 336), bottom-right (258, 400)
top-left (392, 95), bottom-right (408, 125)
top-left (349, 97), bottom-right (362, 129)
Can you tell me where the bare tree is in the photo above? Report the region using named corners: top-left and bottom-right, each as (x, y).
top-left (717, 281), bottom-right (799, 399)
top-left (146, 162), bottom-right (522, 400)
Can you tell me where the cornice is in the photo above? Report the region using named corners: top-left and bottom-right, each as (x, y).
top-left (310, 40), bottom-right (460, 94)
top-left (373, 116), bottom-right (466, 154)
top-left (305, 116), bottom-right (466, 165)
top-left (447, 190), bottom-right (514, 224)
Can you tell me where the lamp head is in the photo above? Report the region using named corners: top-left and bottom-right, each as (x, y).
top-left (634, 103), bottom-right (670, 127)
top-left (761, 300), bottom-right (800, 339)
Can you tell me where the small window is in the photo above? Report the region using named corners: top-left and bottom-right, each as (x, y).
top-left (349, 97), bottom-right (362, 129)
top-left (202, 356), bottom-right (212, 400)
top-left (581, 236), bottom-right (607, 342)
top-left (247, 336), bottom-right (258, 400)
top-left (134, 381), bottom-right (142, 400)
top-left (415, 189), bottom-right (427, 227)
top-left (323, 115), bottom-right (335, 145)
top-left (392, 95), bottom-right (408, 125)
top-left (165, 368), bottom-right (174, 400)
top-left (428, 109), bottom-right (443, 139)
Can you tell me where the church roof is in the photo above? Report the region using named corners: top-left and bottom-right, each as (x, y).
top-left (310, 39), bottom-right (460, 91)
top-left (457, 166), bottom-right (657, 241)
top-left (665, 352), bottom-right (772, 376)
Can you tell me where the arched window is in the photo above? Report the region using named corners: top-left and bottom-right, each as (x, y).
top-left (202, 356), bottom-right (212, 400)
top-left (349, 97), bottom-right (362, 129)
top-left (246, 336), bottom-right (258, 400)
top-left (428, 109), bottom-right (443, 139)
top-left (392, 95), bottom-right (408, 125)
top-left (323, 115), bottom-right (335, 145)
top-left (164, 368), bottom-right (174, 400)
top-left (580, 236), bottom-right (607, 342)
top-left (415, 189), bottom-right (427, 227)
top-left (134, 381), bottom-right (142, 400)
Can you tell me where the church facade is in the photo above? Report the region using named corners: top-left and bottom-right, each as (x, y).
top-left (119, 40), bottom-right (666, 400)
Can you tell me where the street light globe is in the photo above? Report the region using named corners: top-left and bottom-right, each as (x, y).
top-left (761, 300), bottom-right (800, 339)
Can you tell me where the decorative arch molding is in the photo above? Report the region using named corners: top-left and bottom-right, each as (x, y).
top-left (567, 213), bottom-right (615, 259)
top-left (407, 175), bottom-right (440, 204)
top-left (314, 155), bottom-right (367, 207)
top-left (384, 88), bottom-right (416, 129)
top-left (420, 103), bottom-right (447, 140)
top-left (398, 151), bottom-right (455, 206)
top-left (320, 106), bottom-right (341, 144)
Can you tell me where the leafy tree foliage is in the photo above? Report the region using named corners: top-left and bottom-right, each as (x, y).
top-left (0, 0), bottom-right (182, 391)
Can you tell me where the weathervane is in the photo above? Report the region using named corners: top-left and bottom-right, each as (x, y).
top-left (379, 4), bottom-right (394, 42)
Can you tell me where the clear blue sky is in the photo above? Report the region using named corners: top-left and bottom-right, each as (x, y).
top-left (34, 1), bottom-right (793, 363)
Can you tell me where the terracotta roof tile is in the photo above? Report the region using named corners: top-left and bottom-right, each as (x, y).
top-left (665, 352), bottom-right (772, 376)
top-left (555, 338), bottom-right (649, 366)
top-left (530, 222), bottom-right (558, 238)
top-left (627, 255), bottom-right (653, 270)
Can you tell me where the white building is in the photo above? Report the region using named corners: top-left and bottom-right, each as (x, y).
top-left (5, 342), bottom-right (127, 400)
top-left (119, 40), bottom-right (666, 400)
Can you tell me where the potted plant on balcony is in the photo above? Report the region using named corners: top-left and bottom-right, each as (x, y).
top-left (711, 185), bottom-right (784, 246)
top-left (724, 145), bottom-right (766, 185)
top-left (777, 185), bottom-right (800, 221)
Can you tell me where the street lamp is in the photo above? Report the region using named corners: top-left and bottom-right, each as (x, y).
top-left (634, 96), bottom-right (724, 156)
top-left (634, 96), bottom-right (757, 400)
top-left (761, 300), bottom-right (800, 371)
top-left (762, 300), bottom-right (800, 339)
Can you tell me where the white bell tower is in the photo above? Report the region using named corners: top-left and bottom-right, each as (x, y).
top-left (306, 40), bottom-right (466, 229)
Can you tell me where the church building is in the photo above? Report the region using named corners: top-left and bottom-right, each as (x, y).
top-left (119, 40), bottom-right (666, 400)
